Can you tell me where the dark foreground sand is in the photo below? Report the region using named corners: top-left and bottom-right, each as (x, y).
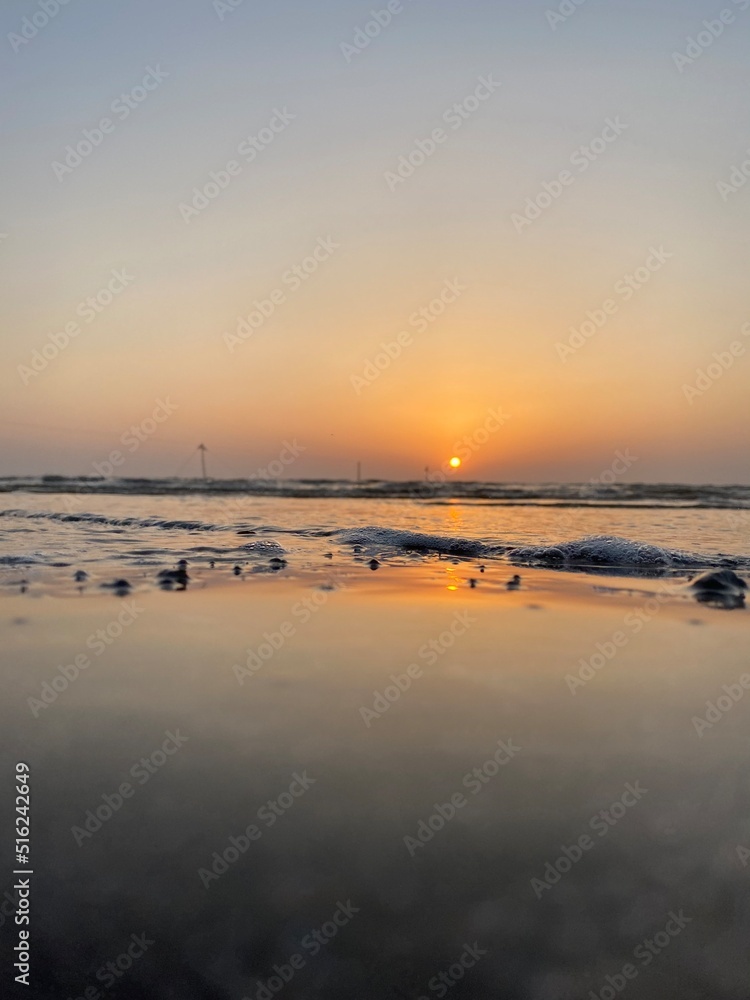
top-left (2, 567), bottom-right (750, 999)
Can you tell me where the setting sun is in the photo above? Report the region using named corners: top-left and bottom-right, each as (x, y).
top-left (449, 457), bottom-right (462, 469)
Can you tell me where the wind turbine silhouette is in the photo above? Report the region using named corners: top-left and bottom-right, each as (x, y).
top-left (198, 444), bottom-right (208, 481)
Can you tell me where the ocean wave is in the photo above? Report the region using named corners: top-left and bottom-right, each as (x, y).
top-left (0, 554), bottom-right (48, 566)
top-left (1, 504), bottom-right (747, 581)
top-left (1, 477), bottom-right (749, 508)
top-left (338, 526), bottom-right (493, 557)
top-left (505, 535), bottom-right (735, 570)
top-left (337, 528), bottom-right (747, 573)
top-left (0, 509), bottom-right (230, 533)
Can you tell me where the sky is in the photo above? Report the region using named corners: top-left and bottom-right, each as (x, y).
top-left (1, 0), bottom-right (749, 483)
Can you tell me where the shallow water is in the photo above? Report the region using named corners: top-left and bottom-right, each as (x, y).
top-left (1, 491), bottom-right (749, 596)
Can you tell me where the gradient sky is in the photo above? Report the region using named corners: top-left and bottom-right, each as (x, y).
top-left (2, 0), bottom-right (749, 482)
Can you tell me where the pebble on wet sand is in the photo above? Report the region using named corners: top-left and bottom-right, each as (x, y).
top-left (689, 569), bottom-right (746, 593)
top-left (689, 569), bottom-right (747, 609)
top-left (157, 565), bottom-right (189, 589)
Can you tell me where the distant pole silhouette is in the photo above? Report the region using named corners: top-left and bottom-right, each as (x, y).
top-left (198, 444), bottom-right (208, 481)
top-left (356, 461), bottom-right (361, 483)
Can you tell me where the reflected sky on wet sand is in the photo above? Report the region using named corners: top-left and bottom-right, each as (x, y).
top-left (3, 576), bottom-right (749, 998)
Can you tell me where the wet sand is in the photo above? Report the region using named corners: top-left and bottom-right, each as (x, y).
top-left (3, 568), bottom-right (750, 998)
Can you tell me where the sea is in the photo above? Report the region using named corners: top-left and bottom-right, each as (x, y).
top-left (1, 479), bottom-right (749, 591)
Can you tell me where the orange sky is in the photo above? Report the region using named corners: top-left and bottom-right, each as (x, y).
top-left (2, 0), bottom-right (749, 482)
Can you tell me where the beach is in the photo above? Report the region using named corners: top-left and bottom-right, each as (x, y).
top-left (5, 0), bottom-right (749, 993)
top-left (2, 485), bottom-right (749, 998)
